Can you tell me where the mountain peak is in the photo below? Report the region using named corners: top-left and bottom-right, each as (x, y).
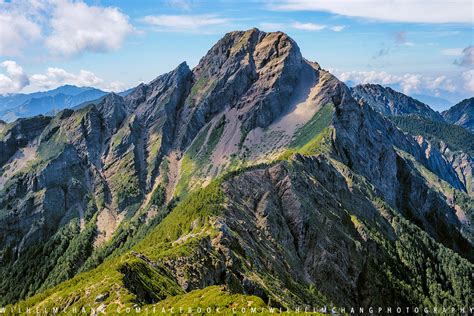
top-left (194, 28), bottom-right (302, 75)
top-left (442, 97), bottom-right (474, 132)
top-left (351, 83), bottom-right (444, 121)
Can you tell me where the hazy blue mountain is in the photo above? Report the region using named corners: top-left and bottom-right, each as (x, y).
top-left (0, 85), bottom-right (111, 122)
top-left (411, 94), bottom-right (453, 111)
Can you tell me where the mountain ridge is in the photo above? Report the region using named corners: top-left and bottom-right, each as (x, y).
top-left (442, 97), bottom-right (474, 133)
top-left (351, 83), bottom-right (444, 121)
top-left (0, 29), bottom-right (472, 312)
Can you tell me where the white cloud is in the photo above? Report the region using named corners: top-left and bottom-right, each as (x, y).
top-left (46, 1), bottom-right (134, 57)
top-left (167, 0), bottom-right (194, 11)
top-left (462, 69), bottom-right (474, 92)
top-left (454, 45), bottom-right (474, 67)
top-left (141, 14), bottom-right (230, 32)
top-left (30, 68), bottom-right (103, 90)
top-left (292, 22), bottom-right (326, 31)
top-left (0, 61), bottom-right (30, 94)
top-left (29, 67), bottom-right (125, 92)
top-left (0, 60), bottom-right (126, 94)
top-left (332, 70), bottom-right (457, 95)
top-left (272, 0), bottom-right (473, 23)
top-left (330, 25), bottom-right (345, 32)
top-left (0, 4), bottom-right (42, 56)
top-left (441, 48), bottom-right (463, 56)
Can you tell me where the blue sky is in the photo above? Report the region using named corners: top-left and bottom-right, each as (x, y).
top-left (0, 0), bottom-right (472, 110)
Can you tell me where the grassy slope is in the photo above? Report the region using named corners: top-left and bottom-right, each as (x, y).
top-left (279, 103), bottom-right (335, 160)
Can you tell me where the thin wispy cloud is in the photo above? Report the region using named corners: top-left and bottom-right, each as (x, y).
top-left (261, 21), bottom-right (345, 32)
top-left (270, 0), bottom-right (473, 23)
top-left (140, 14), bottom-right (230, 32)
top-left (441, 48), bottom-right (463, 56)
top-left (259, 22), bottom-right (284, 31)
top-left (372, 47), bottom-right (390, 59)
top-left (167, 0), bottom-right (195, 11)
top-left (330, 25), bottom-right (345, 32)
top-left (292, 22), bottom-right (326, 31)
top-left (394, 31), bottom-right (414, 46)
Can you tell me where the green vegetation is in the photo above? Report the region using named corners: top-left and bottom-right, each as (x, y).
top-left (389, 216), bottom-right (473, 308)
top-left (0, 122), bottom-right (13, 139)
top-left (119, 257), bottom-right (183, 303)
top-left (149, 184), bottom-right (166, 207)
top-left (329, 157), bottom-right (474, 308)
top-left (189, 76), bottom-right (209, 99)
top-left (39, 217), bottom-right (97, 291)
top-left (137, 180), bottom-right (224, 258)
top-left (0, 216), bottom-right (94, 305)
top-left (146, 132), bottom-right (163, 181)
top-left (7, 180), bottom-right (226, 312)
top-left (290, 104), bottom-right (335, 148)
top-left (396, 148), bottom-right (474, 244)
top-left (80, 197), bottom-right (178, 273)
top-left (279, 127), bottom-right (334, 160)
top-left (278, 104), bottom-right (335, 160)
top-left (391, 115), bottom-right (474, 155)
top-left (109, 151), bottom-right (141, 208)
top-left (175, 117), bottom-right (226, 196)
top-left (143, 285), bottom-right (266, 313)
top-left (8, 255), bottom-right (134, 314)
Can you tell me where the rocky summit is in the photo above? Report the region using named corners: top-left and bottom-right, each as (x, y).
top-left (0, 29), bottom-right (472, 313)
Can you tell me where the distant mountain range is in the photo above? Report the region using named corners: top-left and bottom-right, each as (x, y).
top-left (0, 85), bottom-right (133, 122)
top-left (411, 93), bottom-right (454, 110)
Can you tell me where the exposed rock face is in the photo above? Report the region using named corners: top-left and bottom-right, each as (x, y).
top-left (442, 97), bottom-right (474, 133)
top-left (174, 29), bottom-right (308, 149)
top-left (351, 84), bottom-right (444, 121)
top-left (0, 116), bottom-right (51, 166)
top-left (440, 143), bottom-right (474, 196)
top-left (0, 29), bottom-right (472, 309)
top-left (154, 154), bottom-right (471, 308)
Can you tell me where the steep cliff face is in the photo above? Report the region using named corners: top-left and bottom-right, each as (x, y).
top-left (1, 29), bottom-right (473, 310)
top-left (442, 97), bottom-right (474, 133)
